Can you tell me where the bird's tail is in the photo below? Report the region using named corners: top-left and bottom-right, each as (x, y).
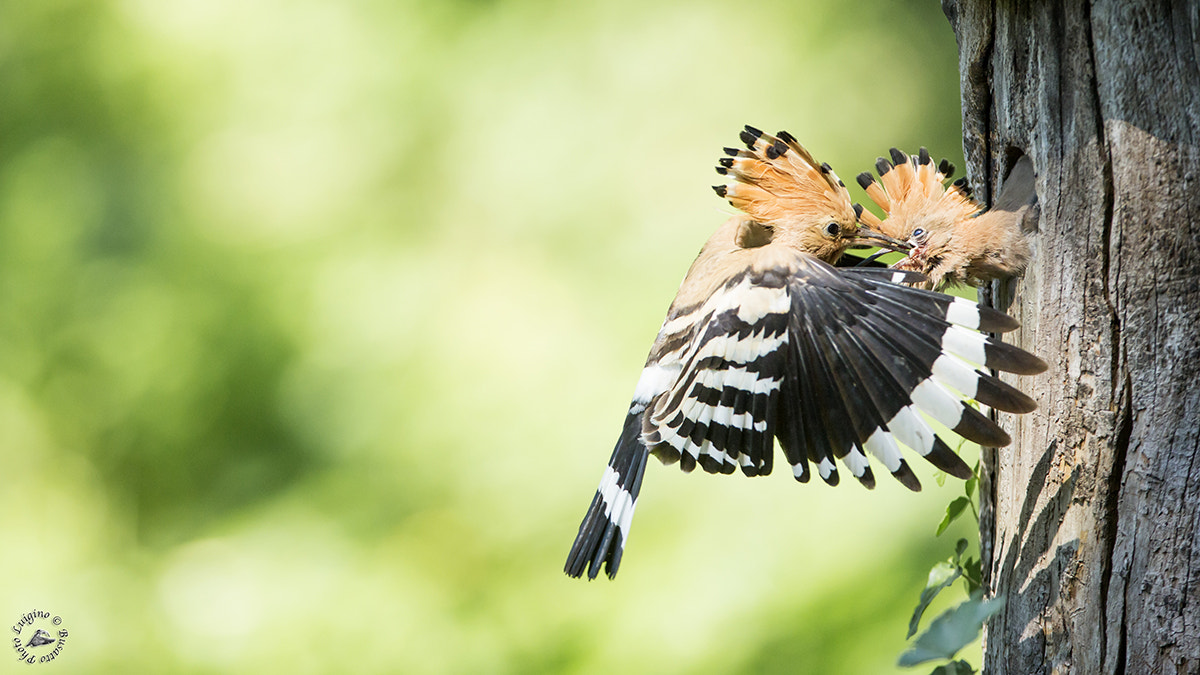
top-left (564, 412), bottom-right (649, 580)
top-left (990, 155), bottom-right (1037, 216)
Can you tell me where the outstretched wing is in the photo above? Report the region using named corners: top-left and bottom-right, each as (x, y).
top-left (640, 248), bottom-right (1046, 491)
top-left (567, 237), bottom-right (1046, 580)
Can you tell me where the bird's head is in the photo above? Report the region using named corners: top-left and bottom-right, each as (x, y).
top-left (890, 219), bottom-right (965, 289)
top-left (855, 147), bottom-right (982, 286)
top-left (713, 126), bottom-right (907, 263)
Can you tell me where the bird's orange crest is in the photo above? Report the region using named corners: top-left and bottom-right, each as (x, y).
top-left (712, 125), bottom-right (857, 227)
top-left (854, 148), bottom-right (981, 240)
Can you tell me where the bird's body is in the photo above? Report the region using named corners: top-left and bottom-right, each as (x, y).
top-left (857, 150), bottom-right (1036, 289)
top-left (565, 127), bottom-right (1045, 580)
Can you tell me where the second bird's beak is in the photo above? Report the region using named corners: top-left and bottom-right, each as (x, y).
top-left (853, 226), bottom-right (911, 252)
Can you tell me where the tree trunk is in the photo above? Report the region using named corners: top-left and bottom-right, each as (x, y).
top-left (943, 1), bottom-right (1200, 673)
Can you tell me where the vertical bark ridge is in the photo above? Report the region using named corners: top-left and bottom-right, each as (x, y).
top-left (1102, 371), bottom-right (1133, 675)
top-left (1083, 1), bottom-right (1124, 667)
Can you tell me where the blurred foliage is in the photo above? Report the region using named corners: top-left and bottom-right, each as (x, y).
top-left (898, 592), bottom-right (1003, 668)
top-left (0, 0), bottom-right (979, 672)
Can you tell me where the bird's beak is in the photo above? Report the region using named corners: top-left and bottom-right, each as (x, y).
top-left (853, 226), bottom-right (911, 252)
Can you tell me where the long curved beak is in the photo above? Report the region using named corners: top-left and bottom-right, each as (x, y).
top-left (853, 226), bottom-right (911, 252)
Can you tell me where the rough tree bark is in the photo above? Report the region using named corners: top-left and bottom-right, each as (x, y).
top-left (943, 1), bottom-right (1200, 673)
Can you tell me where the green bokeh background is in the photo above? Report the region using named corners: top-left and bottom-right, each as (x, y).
top-left (1, 1), bottom-right (982, 672)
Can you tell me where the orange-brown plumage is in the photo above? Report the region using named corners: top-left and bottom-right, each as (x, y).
top-left (712, 127), bottom-right (896, 265)
top-left (857, 151), bottom-right (1036, 289)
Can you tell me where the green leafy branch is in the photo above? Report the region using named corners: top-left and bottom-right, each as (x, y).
top-left (898, 459), bottom-right (1002, 675)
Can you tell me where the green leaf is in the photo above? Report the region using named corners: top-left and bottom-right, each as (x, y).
top-left (961, 557), bottom-right (983, 595)
top-left (964, 475), bottom-right (977, 499)
top-left (954, 538), bottom-right (969, 561)
top-left (934, 470), bottom-right (947, 488)
top-left (927, 659), bottom-right (976, 675)
top-left (936, 497), bottom-right (972, 536)
top-left (898, 594), bottom-right (1005, 667)
top-left (907, 561), bottom-right (961, 638)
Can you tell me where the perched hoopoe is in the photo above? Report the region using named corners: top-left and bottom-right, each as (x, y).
top-left (564, 126), bottom-right (1046, 580)
top-left (856, 149), bottom-right (1036, 290)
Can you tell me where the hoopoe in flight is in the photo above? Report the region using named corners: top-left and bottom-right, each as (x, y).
top-left (564, 126), bottom-right (1046, 580)
top-left (855, 148), bottom-right (1036, 290)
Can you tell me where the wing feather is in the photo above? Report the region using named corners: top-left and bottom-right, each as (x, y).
top-left (570, 238), bottom-right (1044, 579)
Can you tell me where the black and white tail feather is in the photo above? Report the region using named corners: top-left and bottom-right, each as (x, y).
top-left (563, 412), bottom-right (648, 580)
top-left (564, 127), bottom-right (1046, 580)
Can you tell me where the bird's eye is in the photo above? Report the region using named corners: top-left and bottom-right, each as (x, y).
top-left (824, 222), bottom-right (840, 237)
top-left (911, 227), bottom-right (927, 242)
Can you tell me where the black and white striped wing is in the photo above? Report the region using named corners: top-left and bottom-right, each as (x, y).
top-left (643, 271), bottom-right (792, 477)
top-left (640, 252), bottom-right (1046, 490)
top-left (564, 266), bottom-right (791, 579)
top-left (566, 250), bottom-right (1045, 581)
